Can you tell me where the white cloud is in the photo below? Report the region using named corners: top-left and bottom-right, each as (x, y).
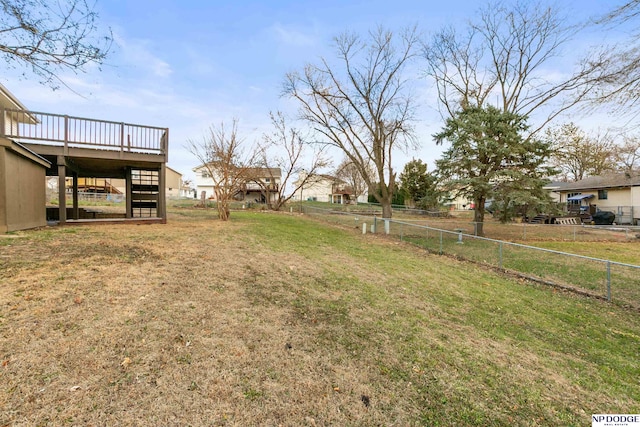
top-left (113, 32), bottom-right (173, 79)
top-left (269, 23), bottom-right (318, 47)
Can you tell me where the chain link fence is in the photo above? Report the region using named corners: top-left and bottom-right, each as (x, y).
top-left (303, 206), bottom-right (640, 309)
top-left (303, 202), bottom-right (639, 242)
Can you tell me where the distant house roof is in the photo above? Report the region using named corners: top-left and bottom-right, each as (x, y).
top-left (166, 166), bottom-right (182, 176)
top-left (193, 163), bottom-right (281, 178)
top-left (245, 167), bottom-right (281, 178)
top-left (550, 173), bottom-right (640, 192)
top-left (305, 173), bottom-right (345, 184)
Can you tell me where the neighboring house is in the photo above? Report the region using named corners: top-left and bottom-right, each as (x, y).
top-left (64, 166), bottom-right (183, 198)
top-left (64, 177), bottom-right (123, 194)
top-left (291, 172), bottom-right (367, 204)
top-left (165, 167), bottom-right (183, 198)
top-left (445, 193), bottom-right (475, 211)
top-left (180, 180), bottom-right (196, 198)
top-left (548, 172), bottom-right (640, 224)
top-left (193, 164), bottom-right (282, 203)
top-left (542, 181), bottom-right (563, 203)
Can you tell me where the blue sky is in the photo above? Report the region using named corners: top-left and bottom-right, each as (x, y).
top-left (2, 0), bottom-right (628, 183)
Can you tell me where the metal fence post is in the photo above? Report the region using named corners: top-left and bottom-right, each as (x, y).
top-left (439, 231), bottom-right (443, 255)
top-left (606, 261), bottom-right (611, 302)
top-left (523, 222), bottom-right (526, 240)
top-left (373, 215), bottom-right (377, 233)
top-left (499, 242), bottom-right (503, 269)
top-left (573, 225), bottom-right (577, 241)
top-left (400, 223), bottom-right (404, 241)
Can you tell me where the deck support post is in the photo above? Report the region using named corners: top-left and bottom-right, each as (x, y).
top-left (125, 167), bottom-right (132, 218)
top-left (158, 163), bottom-right (167, 223)
top-left (72, 172), bottom-right (79, 220)
top-left (57, 156), bottom-right (66, 224)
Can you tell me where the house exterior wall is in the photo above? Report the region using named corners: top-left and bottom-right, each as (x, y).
top-left (166, 168), bottom-right (182, 198)
top-left (291, 174), bottom-right (369, 203)
top-left (592, 188), bottom-right (629, 210)
top-left (632, 187), bottom-right (640, 224)
top-left (446, 193), bottom-right (474, 210)
top-left (556, 187), bottom-right (640, 224)
top-left (0, 139), bottom-right (49, 232)
top-left (292, 178), bottom-right (332, 202)
top-left (559, 188), bottom-right (629, 211)
top-left (193, 166), bottom-right (282, 202)
top-left (194, 169), bottom-right (215, 199)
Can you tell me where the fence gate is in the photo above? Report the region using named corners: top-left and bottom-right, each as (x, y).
top-left (131, 169), bottom-right (159, 218)
top-left (615, 206), bottom-right (633, 225)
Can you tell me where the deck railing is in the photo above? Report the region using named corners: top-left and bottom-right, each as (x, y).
top-left (0, 108), bottom-right (168, 156)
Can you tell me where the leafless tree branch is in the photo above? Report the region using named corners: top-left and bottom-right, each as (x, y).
top-left (284, 25), bottom-right (419, 218)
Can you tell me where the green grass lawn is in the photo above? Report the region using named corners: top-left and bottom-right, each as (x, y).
top-left (232, 212), bottom-right (640, 425)
top-left (527, 241), bottom-right (640, 266)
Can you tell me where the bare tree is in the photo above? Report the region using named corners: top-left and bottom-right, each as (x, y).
top-left (254, 111), bottom-right (331, 211)
top-left (0, 0), bottom-right (112, 89)
top-left (423, 1), bottom-right (598, 135)
top-left (615, 134), bottom-right (640, 173)
top-left (186, 120), bottom-right (253, 221)
top-left (284, 26), bottom-right (419, 218)
top-left (545, 123), bottom-right (616, 181)
top-left (585, 1), bottom-right (640, 113)
top-left (334, 157), bottom-right (372, 204)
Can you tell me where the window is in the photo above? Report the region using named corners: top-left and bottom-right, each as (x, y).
top-left (598, 189), bottom-right (608, 200)
top-left (567, 192), bottom-right (580, 205)
top-left (265, 178), bottom-right (270, 183)
top-left (202, 171), bottom-right (210, 178)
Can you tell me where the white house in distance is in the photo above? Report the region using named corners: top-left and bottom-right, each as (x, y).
top-left (291, 172), bottom-right (368, 204)
top-left (193, 164), bottom-right (282, 203)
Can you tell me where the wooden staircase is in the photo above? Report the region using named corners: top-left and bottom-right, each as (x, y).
top-left (131, 170), bottom-right (159, 218)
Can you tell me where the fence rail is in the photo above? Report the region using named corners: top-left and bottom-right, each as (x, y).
top-left (303, 206), bottom-right (640, 309)
top-left (1, 108), bottom-right (168, 155)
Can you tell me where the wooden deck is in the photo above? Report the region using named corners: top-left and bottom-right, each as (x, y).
top-left (1, 107), bottom-right (169, 224)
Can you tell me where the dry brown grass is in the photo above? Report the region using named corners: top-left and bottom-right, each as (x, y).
top-left (0, 215), bottom-right (398, 425)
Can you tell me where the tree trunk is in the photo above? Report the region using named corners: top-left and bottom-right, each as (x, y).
top-left (217, 201), bottom-right (230, 221)
top-left (474, 196), bottom-right (486, 236)
top-left (377, 181), bottom-right (394, 219)
top-left (381, 199), bottom-right (393, 218)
